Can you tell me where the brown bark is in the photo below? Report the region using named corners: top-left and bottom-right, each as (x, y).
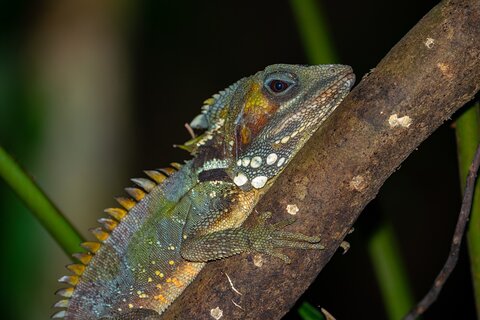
top-left (163, 0), bottom-right (480, 318)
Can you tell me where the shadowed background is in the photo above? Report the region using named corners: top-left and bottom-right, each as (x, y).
top-left (0, 0), bottom-right (475, 319)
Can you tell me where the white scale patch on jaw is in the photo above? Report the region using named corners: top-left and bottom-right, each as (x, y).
top-left (250, 156), bottom-right (262, 168)
top-left (233, 144), bottom-right (291, 189)
top-left (233, 172), bottom-right (248, 186)
top-left (251, 176), bottom-right (268, 189)
top-left (266, 153), bottom-right (278, 165)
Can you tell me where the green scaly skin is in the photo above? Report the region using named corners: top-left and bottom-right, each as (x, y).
top-left (52, 64), bottom-right (355, 319)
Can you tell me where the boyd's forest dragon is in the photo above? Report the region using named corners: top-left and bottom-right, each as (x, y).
top-left (52, 64), bottom-right (355, 319)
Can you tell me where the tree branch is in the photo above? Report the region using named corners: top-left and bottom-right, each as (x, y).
top-left (163, 0), bottom-right (480, 318)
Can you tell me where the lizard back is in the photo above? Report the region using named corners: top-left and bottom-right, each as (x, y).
top-left (64, 161), bottom-right (202, 318)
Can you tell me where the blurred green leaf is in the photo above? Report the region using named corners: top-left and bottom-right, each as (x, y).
top-left (290, 0), bottom-right (337, 64)
top-left (368, 222), bottom-right (414, 319)
top-left (299, 302), bottom-right (325, 320)
top-left (0, 145), bottom-right (84, 256)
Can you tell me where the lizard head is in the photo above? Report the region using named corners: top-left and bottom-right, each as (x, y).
top-left (190, 64), bottom-right (354, 190)
top-left (227, 64), bottom-right (355, 190)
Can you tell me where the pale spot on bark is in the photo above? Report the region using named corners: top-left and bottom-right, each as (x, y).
top-left (437, 62), bottom-right (453, 79)
top-left (210, 307), bottom-right (223, 319)
top-left (424, 37), bottom-right (435, 49)
top-left (350, 175), bottom-right (367, 192)
top-left (286, 204), bottom-right (299, 215)
top-left (388, 114), bottom-right (412, 128)
top-left (253, 254), bottom-right (264, 267)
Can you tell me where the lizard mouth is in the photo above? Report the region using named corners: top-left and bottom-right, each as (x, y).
top-left (307, 70), bottom-right (355, 114)
top-left (340, 72), bottom-right (356, 91)
top-left (308, 70), bottom-right (355, 118)
top-left (313, 71), bottom-right (355, 102)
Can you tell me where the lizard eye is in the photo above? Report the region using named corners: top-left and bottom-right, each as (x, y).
top-left (268, 80), bottom-right (290, 93)
top-left (264, 72), bottom-right (297, 95)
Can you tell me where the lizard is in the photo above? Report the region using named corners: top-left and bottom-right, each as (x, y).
top-left (52, 63), bottom-right (355, 319)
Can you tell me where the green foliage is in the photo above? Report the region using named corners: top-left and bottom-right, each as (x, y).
top-left (368, 222), bottom-right (414, 319)
top-left (298, 302), bottom-right (325, 320)
top-left (0, 145), bottom-right (84, 256)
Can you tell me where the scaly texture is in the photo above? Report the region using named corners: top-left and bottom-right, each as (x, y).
top-left (52, 64), bottom-right (354, 319)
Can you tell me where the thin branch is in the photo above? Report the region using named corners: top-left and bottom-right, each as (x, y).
top-left (404, 142), bottom-right (480, 319)
top-left (455, 101), bottom-right (480, 314)
top-left (0, 145), bottom-right (84, 256)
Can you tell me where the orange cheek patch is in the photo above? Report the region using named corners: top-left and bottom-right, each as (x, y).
top-left (244, 83), bottom-right (277, 117)
top-left (235, 83), bottom-right (279, 150)
top-left (240, 126), bottom-right (251, 145)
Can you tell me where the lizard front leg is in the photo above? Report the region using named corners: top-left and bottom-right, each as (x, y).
top-left (180, 211), bottom-right (324, 264)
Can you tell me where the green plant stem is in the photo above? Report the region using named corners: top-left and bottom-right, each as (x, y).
top-left (368, 222), bottom-right (414, 319)
top-left (290, 1), bottom-right (414, 318)
top-left (455, 102), bottom-right (480, 315)
top-left (0, 145), bottom-right (84, 256)
top-left (289, 0), bottom-right (337, 64)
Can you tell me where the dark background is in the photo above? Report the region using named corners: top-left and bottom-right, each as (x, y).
top-left (0, 0), bottom-right (475, 319)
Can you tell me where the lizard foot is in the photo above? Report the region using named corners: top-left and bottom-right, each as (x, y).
top-left (248, 212), bottom-right (324, 264)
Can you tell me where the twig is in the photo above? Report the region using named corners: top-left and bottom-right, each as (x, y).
top-left (455, 101), bottom-right (480, 314)
top-left (404, 143), bottom-right (480, 319)
top-left (224, 272), bottom-right (242, 296)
